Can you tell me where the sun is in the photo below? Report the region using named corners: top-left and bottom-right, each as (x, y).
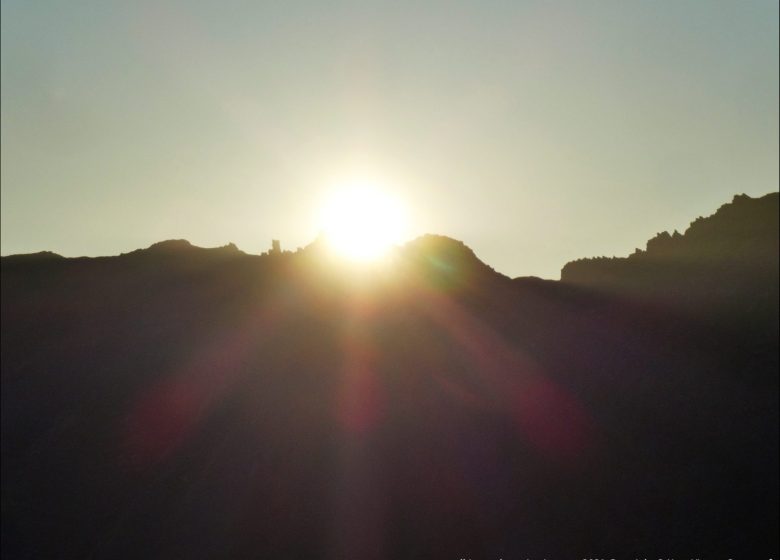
top-left (319, 181), bottom-right (407, 261)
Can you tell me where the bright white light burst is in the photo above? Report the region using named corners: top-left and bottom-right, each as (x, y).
top-left (320, 182), bottom-right (407, 261)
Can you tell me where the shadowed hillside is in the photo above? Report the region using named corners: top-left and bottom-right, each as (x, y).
top-left (2, 195), bottom-right (778, 559)
top-left (562, 193), bottom-right (779, 325)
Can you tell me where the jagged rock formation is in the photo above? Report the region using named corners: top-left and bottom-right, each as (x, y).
top-left (562, 192), bottom-right (778, 283)
top-left (561, 192), bottom-right (779, 325)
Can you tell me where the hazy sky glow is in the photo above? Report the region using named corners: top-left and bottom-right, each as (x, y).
top-left (2, 0), bottom-right (777, 278)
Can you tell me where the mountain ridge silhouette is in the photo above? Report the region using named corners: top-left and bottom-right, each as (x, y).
top-left (2, 192), bottom-right (778, 558)
top-left (562, 192), bottom-right (778, 286)
top-left (5, 192), bottom-right (775, 287)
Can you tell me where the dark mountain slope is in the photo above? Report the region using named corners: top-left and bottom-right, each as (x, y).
top-left (561, 192), bottom-right (779, 323)
top-left (2, 200), bottom-right (778, 558)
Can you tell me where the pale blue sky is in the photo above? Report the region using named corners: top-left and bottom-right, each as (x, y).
top-left (2, 0), bottom-right (777, 278)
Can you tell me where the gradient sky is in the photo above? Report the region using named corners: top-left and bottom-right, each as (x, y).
top-left (2, 0), bottom-right (777, 278)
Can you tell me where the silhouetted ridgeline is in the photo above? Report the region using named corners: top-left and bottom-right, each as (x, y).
top-left (561, 193), bottom-right (779, 323)
top-left (2, 195), bottom-right (778, 558)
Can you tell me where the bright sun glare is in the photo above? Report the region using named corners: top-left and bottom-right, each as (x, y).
top-left (320, 182), bottom-right (407, 261)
